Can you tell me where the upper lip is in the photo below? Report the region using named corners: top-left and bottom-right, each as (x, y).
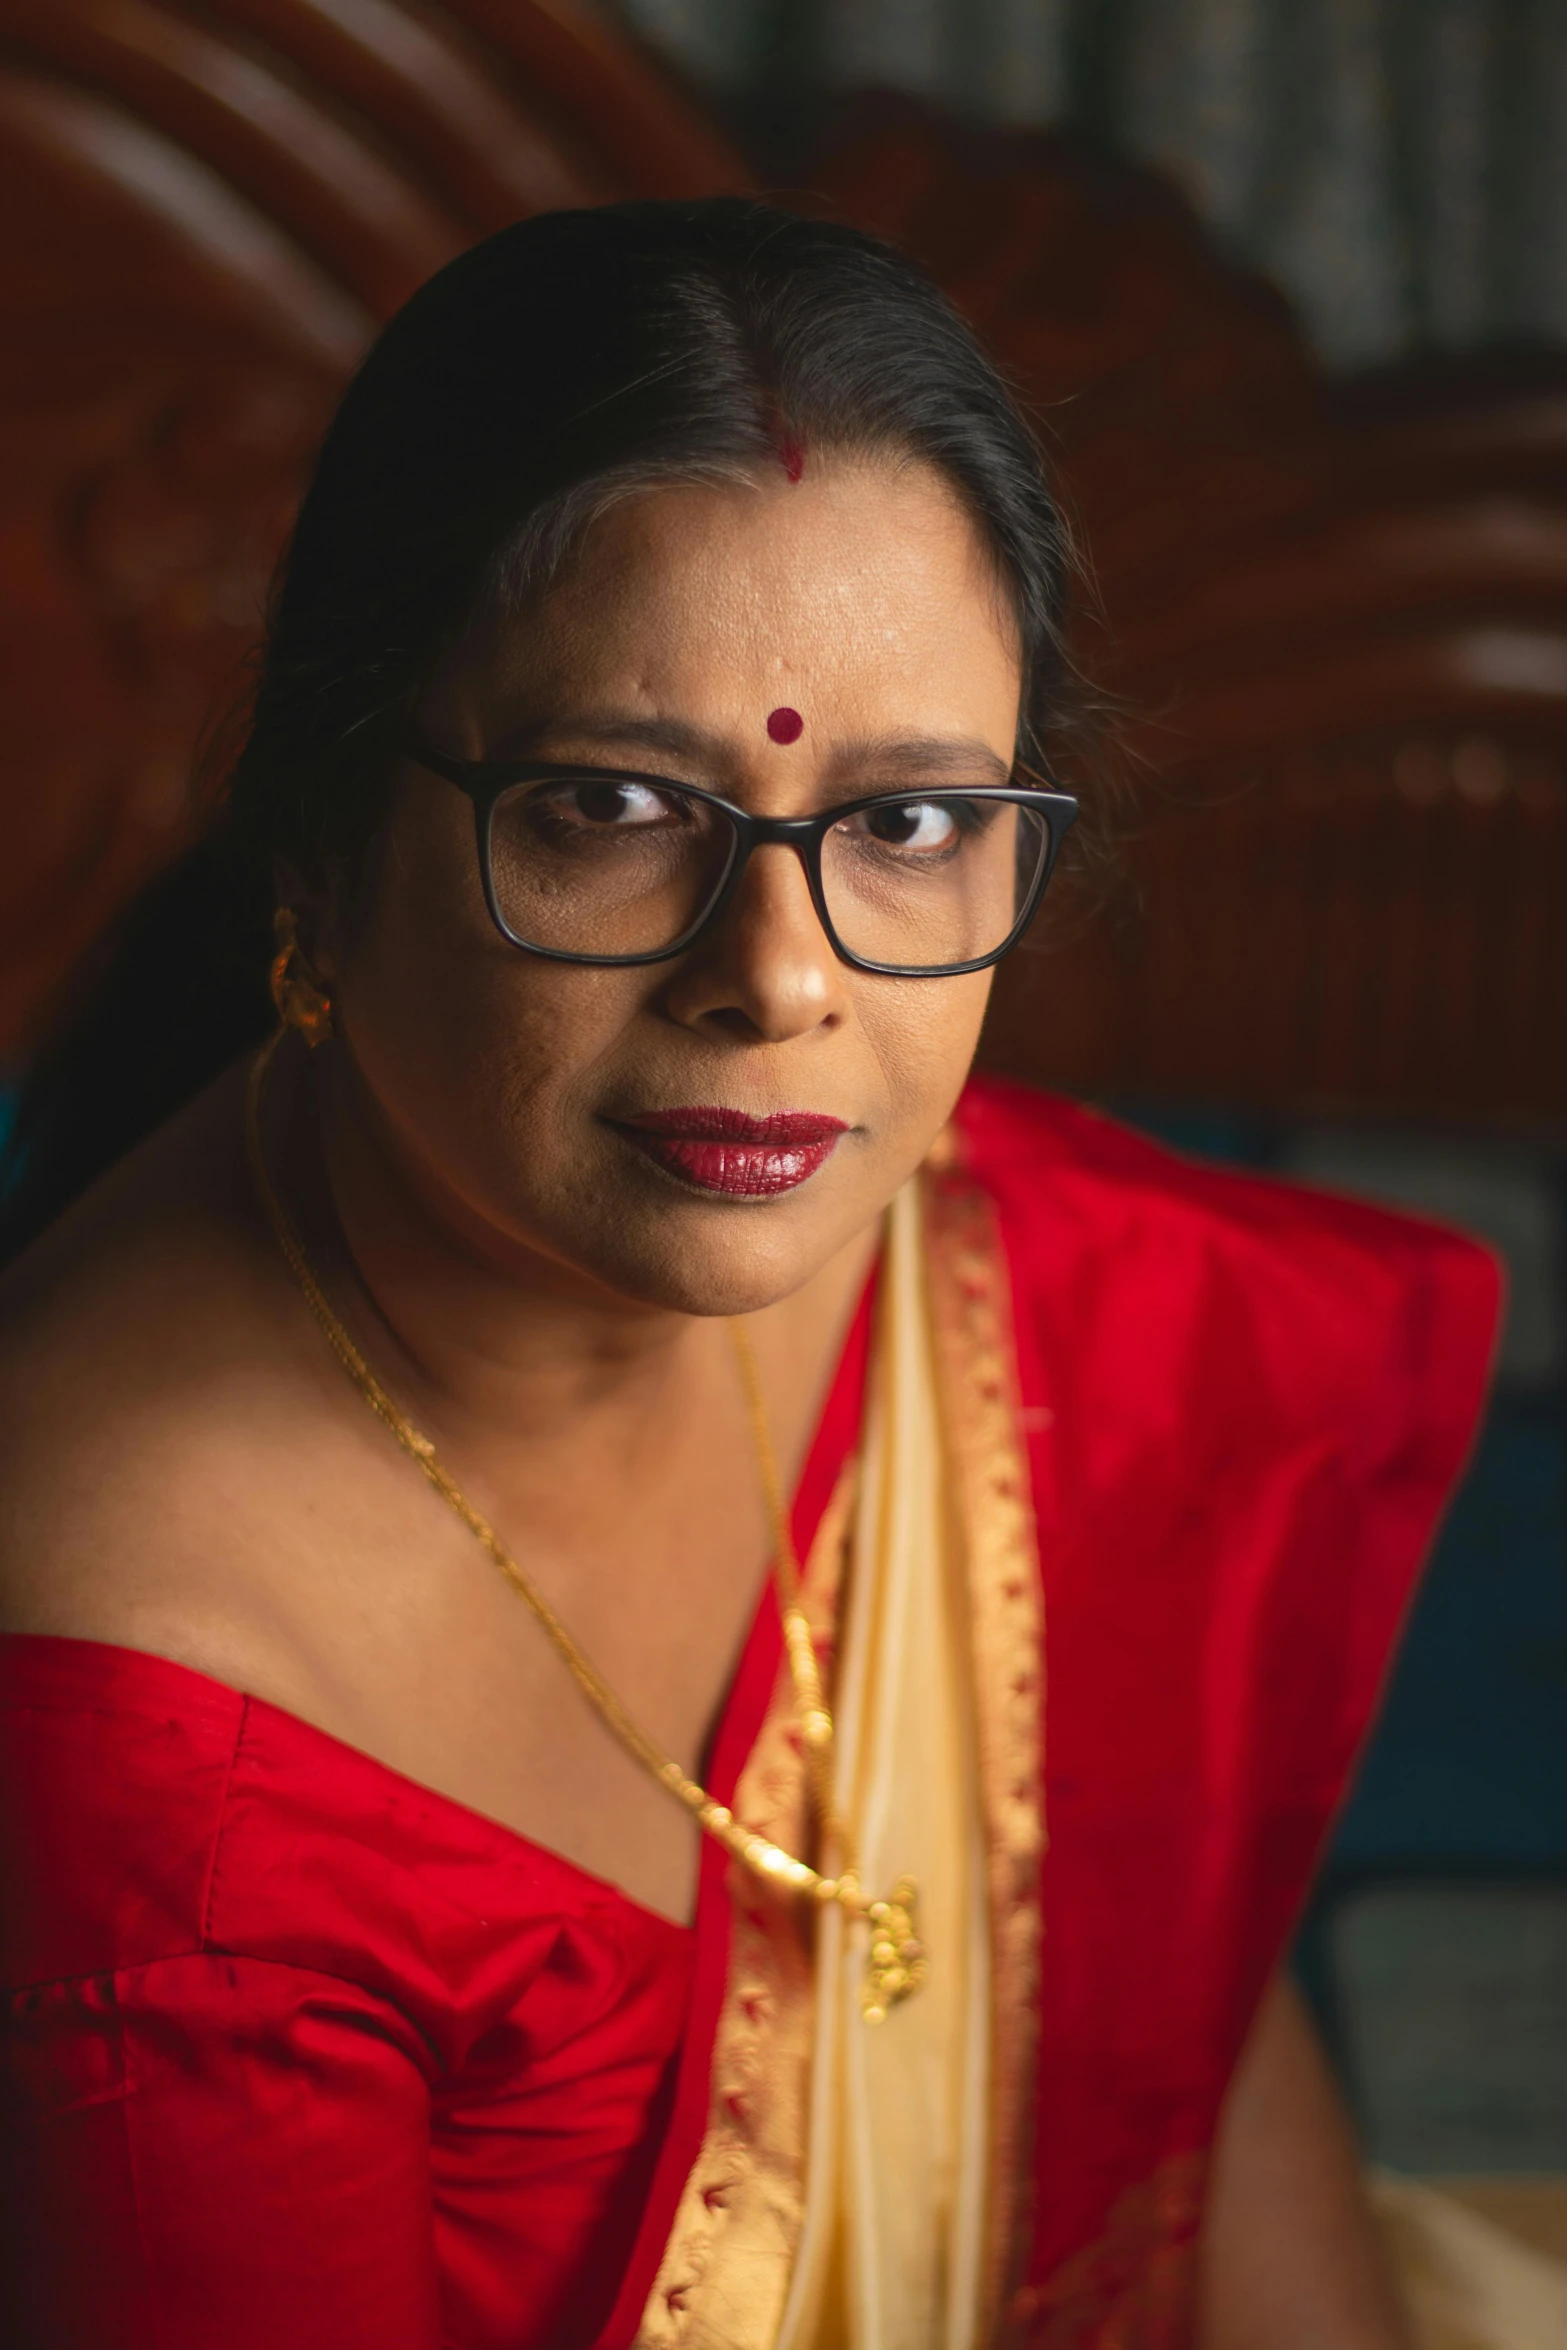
top-left (615, 1106), bottom-right (849, 1145)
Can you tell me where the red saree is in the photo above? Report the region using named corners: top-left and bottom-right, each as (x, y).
top-left (0, 1077), bottom-right (1498, 2348)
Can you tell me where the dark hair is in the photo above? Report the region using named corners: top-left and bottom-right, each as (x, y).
top-left (1, 195), bottom-right (1090, 1255)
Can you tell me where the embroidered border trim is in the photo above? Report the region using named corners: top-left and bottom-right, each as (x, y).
top-left (639, 1144), bottom-right (1047, 2348)
top-left (636, 1468), bottom-right (856, 2350)
top-left (924, 1148), bottom-right (1047, 2340)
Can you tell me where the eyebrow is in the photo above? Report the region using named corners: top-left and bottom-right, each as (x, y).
top-left (828, 733), bottom-right (1013, 788)
top-left (514, 713), bottom-right (724, 767)
top-left (509, 710), bottom-right (1013, 789)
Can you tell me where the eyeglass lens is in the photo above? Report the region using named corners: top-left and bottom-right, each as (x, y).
top-left (486, 777), bottom-right (1054, 969)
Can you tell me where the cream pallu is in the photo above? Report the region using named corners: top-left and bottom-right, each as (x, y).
top-left (636, 1163), bottom-right (1043, 2350)
top-left (774, 1176), bottom-right (992, 2350)
top-left (1371, 2172), bottom-right (1567, 2350)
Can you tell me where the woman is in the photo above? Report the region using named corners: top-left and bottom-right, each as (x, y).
top-left (0, 201), bottom-right (1495, 2348)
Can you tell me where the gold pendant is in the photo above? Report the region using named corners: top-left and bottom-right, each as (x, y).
top-left (861, 1876), bottom-right (928, 2023)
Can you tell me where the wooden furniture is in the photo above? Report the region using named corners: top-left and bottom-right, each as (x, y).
top-left (0, 0), bottom-right (740, 1054)
top-left (819, 115), bottom-right (1567, 1122)
top-left (1, 8), bottom-right (1561, 1122)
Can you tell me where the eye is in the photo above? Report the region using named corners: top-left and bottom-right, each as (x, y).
top-left (845, 799), bottom-right (964, 853)
top-left (551, 778), bottom-right (678, 828)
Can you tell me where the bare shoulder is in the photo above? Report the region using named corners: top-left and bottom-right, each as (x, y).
top-left (0, 1066), bottom-right (348, 1697)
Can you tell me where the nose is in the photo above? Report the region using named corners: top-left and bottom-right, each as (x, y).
top-left (657, 837), bottom-right (850, 1044)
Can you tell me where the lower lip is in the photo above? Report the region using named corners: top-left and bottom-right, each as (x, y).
top-left (616, 1128), bottom-right (844, 1196)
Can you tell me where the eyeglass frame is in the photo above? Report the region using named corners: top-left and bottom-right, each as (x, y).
top-left (408, 735), bottom-right (1080, 979)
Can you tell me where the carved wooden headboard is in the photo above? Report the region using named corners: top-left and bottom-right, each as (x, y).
top-left (1, 10), bottom-right (1561, 1121)
top-left (0, 0), bottom-right (742, 1053)
top-left (823, 117), bottom-right (1567, 1123)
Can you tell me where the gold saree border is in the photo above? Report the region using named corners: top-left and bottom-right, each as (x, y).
top-left (637, 1468), bottom-right (856, 2350)
top-left (638, 1143), bottom-right (1046, 2348)
top-left (924, 1142), bottom-right (1047, 2339)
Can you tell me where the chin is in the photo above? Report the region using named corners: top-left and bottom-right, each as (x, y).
top-left (585, 1196), bottom-right (853, 1320)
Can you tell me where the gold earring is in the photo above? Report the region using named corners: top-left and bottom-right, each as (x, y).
top-left (270, 907), bottom-right (334, 1047)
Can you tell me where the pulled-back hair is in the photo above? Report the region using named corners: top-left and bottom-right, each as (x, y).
top-left (3, 196), bottom-right (1091, 1255)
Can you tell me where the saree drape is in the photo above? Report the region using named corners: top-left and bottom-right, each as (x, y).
top-left (609, 1076), bottom-right (1499, 2350)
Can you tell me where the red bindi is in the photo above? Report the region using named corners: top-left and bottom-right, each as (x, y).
top-left (766, 706), bottom-right (804, 745)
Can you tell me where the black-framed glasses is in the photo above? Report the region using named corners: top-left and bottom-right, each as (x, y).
top-left (410, 738), bottom-right (1079, 978)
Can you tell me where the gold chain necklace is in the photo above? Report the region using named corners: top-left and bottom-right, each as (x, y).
top-left (244, 1037), bottom-right (927, 2020)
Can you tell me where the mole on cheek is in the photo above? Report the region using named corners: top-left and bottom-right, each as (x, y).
top-left (766, 707), bottom-right (804, 745)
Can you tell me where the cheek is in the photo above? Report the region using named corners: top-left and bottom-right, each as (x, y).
top-left (857, 971), bottom-right (993, 1135)
top-left (336, 815), bottom-right (645, 1185)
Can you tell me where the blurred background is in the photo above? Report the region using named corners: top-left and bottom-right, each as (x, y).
top-left (0, 0), bottom-right (1561, 2258)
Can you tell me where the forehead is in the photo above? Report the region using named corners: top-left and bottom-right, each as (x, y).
top-left (460, 458), bottom-right (1022, 745)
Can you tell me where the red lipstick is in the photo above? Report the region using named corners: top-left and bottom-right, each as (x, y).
top-left (614, 1106), bottom-right (848, 1196)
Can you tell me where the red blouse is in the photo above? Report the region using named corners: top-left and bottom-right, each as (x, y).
top-left (0, 1300), bottom-right (870, 2350)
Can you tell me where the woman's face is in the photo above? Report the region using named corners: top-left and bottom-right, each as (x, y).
top-left (325, 456), bottom-right (1024, 1316)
